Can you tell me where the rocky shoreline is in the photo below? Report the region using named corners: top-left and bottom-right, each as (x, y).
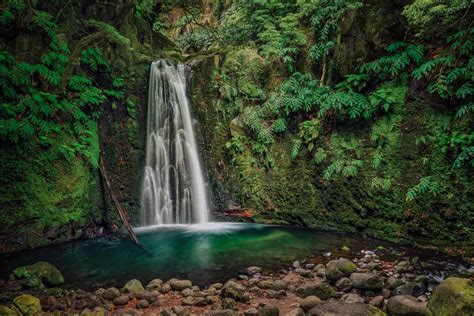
top-left (0, 248), bottom-right (473, 315)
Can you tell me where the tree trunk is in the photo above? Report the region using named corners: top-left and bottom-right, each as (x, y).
top-left (99, 153), bottom-right (140, 246)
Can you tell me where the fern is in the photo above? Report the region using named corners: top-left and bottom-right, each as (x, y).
top-left (406, 176), bottom-right (440, 201)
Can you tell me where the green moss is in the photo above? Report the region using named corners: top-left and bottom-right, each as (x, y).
top-left (428, 277), bottom-right (474, 316)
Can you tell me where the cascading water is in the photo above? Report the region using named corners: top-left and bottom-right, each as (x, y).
top-left (140, 59), bottom-right (210, 225)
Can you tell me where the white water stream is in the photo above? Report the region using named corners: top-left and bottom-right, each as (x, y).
top-left (140, 60), bottom-right (209, 225)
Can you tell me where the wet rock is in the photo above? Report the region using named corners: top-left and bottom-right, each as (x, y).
top-left (300, 295), bottom-right (322, 311)
top-left (194, 296), bottom-right (208, 306)
top-left (210, 310), bottom-right (238, 316)
top-left (161, 283), bottom-right (172, 293)
top-left (395, 261), bottom-right (414, 273)
top-left (258, 304), bottom-right (279, 316)
top-left (387, 276), bottom-right (404, 290)
top-left (137, 299), bottom-right (149, 308)
top-left (221, 280), bottom-right (247, 302)
top-left (13, 261), bottom-right (64, 288)
top-left (367, 262), bottom-right (381, 271)
top-left (181, 288), bottom-right (194, 297)
top-left (239, 275), bottom-right (249, 280)
top-left (80, 307), bottom-right (106, 316)
top-left (342, 293), bottom-right (365, 303)
top-left (350, 273), bottom-right (383, 290)
top-left (115, 308), bottom-right (140, 315)
top-left (122, 279), bottom-right (145, 294)
top-left (168, 278), bottom-right (192, 291)
top-left (102, 287), bottom-right (120, 301)
top-left (221, 298), bottom-right (236, 309)
top-left (293, 261), bottom-right (301, 269)
top-left (113, 295), bottom-right (129, 306)
top-left (326, 259), bottom-right (357, 281)
top-left (307, 301), bottom-right (383, 316)
top-left (335, 277), bottom-right (353, 292)
top-left (368, 295), bottom-right (384, 307)
top-left (246, 267), bottom-right (262, 276)
top-left (287, 308), bottom-right (305, 316)
top-left (182, 296), bottom-right (195, 306)
top-left (244, 307), bottom-right (259, 315)
top-left (296, 283), bottom-right (336, 300)
top-left (387, 295), bottom-right (431, 316)
top-left (393, 282), bottom-right (416, 296)
top-left (13, 294), bottom-right (42, 315)
top-left (296, 268), bottom-right (314, 278)
top-left (276, 290), bottom-right (287, 299)
top-left (428, 277), bottom-right (474, 316)
top-left (210, 283), bottom-right (223, 290)
top-left (271, 280), bottom-right (288, 291)
top-left (257, 280), bottom-right (273, 289)
top-left (146, 278), bottom-right (163, 291)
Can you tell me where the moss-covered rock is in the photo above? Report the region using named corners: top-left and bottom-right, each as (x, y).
top-left (326, 259), bottom-right (357, 281)
top-left (12, 294), bottom-right (42, 315)
top-left (122, 279), bottom-right (145, 294)
top-left (13, 261), bottom-right (64, 287)
top-left (0, 305), bottom-right (18, 316)
top-left (428, 277), bottom-right (474, 316)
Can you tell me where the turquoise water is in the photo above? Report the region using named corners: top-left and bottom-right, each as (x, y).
top-left (0, 223), bottom-right (464, 289)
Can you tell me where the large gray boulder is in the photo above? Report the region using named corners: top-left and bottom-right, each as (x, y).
top-left (350, 273), bottom-right (383, 290)
top-left (387, 295), bottom-right (432, 316)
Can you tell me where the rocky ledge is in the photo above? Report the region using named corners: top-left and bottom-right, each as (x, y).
top-left (0, 250), bottom-right (473, 315)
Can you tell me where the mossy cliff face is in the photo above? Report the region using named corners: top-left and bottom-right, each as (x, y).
top-left (187, 1), bottom-right (473, 255)
top-left (0, 1), bottom-right (177, 252)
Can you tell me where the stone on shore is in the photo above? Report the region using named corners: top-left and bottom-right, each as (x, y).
top-left (326, 259), bottom-right (357, 281)
top-left (427, 277), bottom-right (474, 316)
top-left (387, 295), bottom-right (432, 316)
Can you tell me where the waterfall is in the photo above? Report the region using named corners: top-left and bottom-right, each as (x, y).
top-left (140, 60), bottom-right (210, 225)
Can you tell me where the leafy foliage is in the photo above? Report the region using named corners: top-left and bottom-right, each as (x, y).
top-left (0, 4), bottom-right (126, 165)
top-left (406, 176), bottom-right (440, 201)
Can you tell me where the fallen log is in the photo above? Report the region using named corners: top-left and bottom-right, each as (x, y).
top-left (99, 154), bottom-right (140, 246)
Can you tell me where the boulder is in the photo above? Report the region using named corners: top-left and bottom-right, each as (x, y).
top-left (113, 295), bottom-right (129, 306)
top-left (335, 277), bottom-right (353, 292)
top-left (0, 305), bottom-right (17, 316)
top-left (258, 304), bottom-right (279, 316)
top-left (160, 283), bottom-right (171, 293)
top-left (244, 307), bottom-right (259, 315)
top-left (13, 294), bottom-right (42, 315)
top-left (387, 295), bottom-right (432, 316)
top-left (271, 280), bottom-right (288, 291)
top-left (296, 268), bottom-right (314, 278)
top-left (428, 277), bottom-right (474, 316)
top-left (342, 293), bottom-right (365, 303)
top-left (326, 259), bottom-right (357, 281)
top-left (296, 283), bottom-right (336, 300)
top-left (257, 280), bottom-right (273, 289)
top-left (102, 287), bottom-right (120, 301)
top-left (221, 280), bottom-right (247, 302)
top-left (369, 295), bottom-right (384, 307)
top-left (221, 298), bottom-right (236, 309)
top-left (122, 279), bottom-right (145, 294)
top-left (13, 261), bottom-right (64, 287)
top-left (300, 295), bottom-right (322, 311)
top-left (137, 299), bottom-right (149, 308)
top-left (146, 278), bottom-right (163, 291)
top-left (211, 310), bottom-right (238, 316)
top-left (307, 301), bottom-right (385, 316)
top-left (246, 267), bottom-right (262, 276)
top-left (350, 273), bottom-right (383, 290)
top-left (168, 278), bottom-right (192, 291)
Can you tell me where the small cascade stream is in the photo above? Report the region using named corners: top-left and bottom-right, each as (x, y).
top-left (140, 60), bottom-right (209, 225)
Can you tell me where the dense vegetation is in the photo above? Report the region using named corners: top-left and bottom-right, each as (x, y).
top-left (0, 0), bottom-right (473, 256)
